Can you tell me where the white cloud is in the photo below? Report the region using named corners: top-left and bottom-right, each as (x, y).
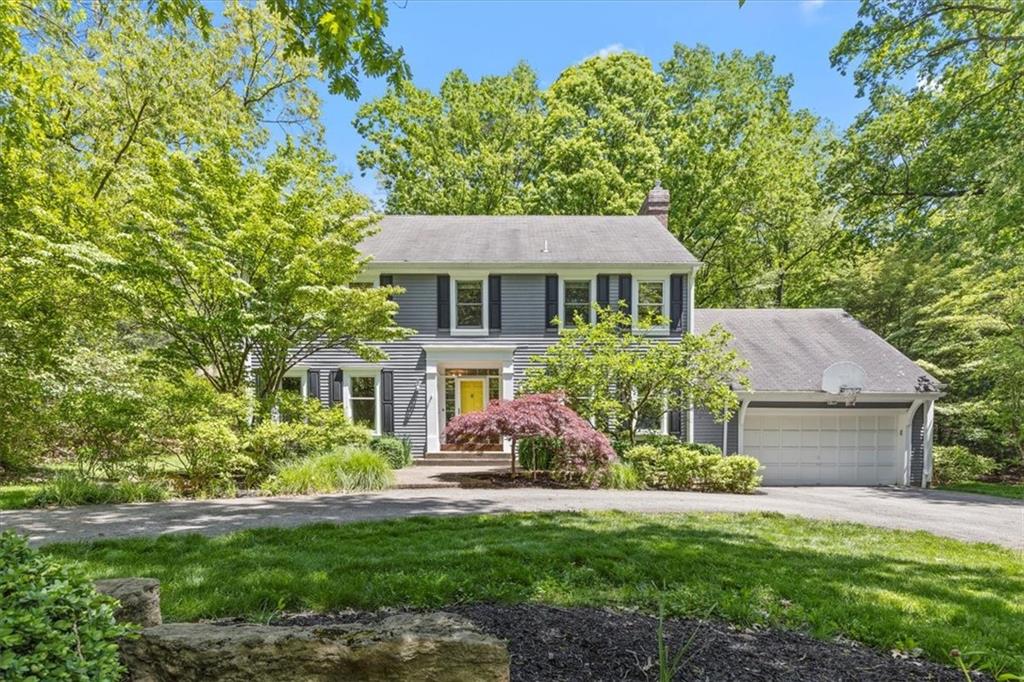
top-left (800, 0), bottom-right (825, 14)
top-left (582, 43), bottom-right (625, 62)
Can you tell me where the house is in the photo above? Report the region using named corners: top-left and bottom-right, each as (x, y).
top-left (278, 185), bottom-right (943, 487)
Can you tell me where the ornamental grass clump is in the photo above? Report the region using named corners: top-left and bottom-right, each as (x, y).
top-left (444, 392), bottom-right (616, 486)
top-left (264, 448), bottom-right (394, 495)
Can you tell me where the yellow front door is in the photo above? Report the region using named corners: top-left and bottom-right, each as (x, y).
top-left (459, 379), bottom-right (485, 414)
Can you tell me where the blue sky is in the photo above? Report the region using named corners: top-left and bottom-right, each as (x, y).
top-left (314, 0), bottom-right (865, 200)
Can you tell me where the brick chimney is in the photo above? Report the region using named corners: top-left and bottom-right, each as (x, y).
top-left (639, 180), bottom-right (670, 227)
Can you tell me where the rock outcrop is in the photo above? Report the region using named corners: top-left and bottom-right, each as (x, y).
top-left (94, 577), bottom-right (162, 628)
top-left (120, 612), bottom-right (509, 682)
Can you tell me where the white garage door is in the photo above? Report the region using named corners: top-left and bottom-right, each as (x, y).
top-left (743, 410), bottom-right (903, 486)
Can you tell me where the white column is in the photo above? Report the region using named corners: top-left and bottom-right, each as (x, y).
top-left (736, 400), bottom-right (750, 454)
top-left (501, 359), bottom-right (515, 454)
top-left (425, 368), bottom-right (440, 453)
top-left (923, 400), bottom-right (935, 487)
top-left (903, 399), bottom-right (923, 487)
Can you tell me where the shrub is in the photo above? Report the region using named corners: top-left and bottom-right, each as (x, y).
top-left (933, 445), bottom-right (999, 485)
top-left (31, 473), bottom-right (169, 507)
top-left (370, 435), bottom-right (412, 469)
top-left (245, 405), bottom-right (371, 479)
top-left (517, 436), bottom-right (561, 471)
top-left (604, 462), bottom-right (642, 490)
top-left (622, 443), bottom-right (762, 494)
top-left (264, 448), bottom-right (394, 495)
top-left (0, 532), bottom-right (133, 679)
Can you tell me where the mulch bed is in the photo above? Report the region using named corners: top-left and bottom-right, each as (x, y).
top-left (269, 604), bottom-right (980, 681)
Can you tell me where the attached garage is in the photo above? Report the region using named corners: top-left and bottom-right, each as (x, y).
top-left (742, 409), bottom-right (903, 486)
top-left (693, 308), bottom-right (945, 487)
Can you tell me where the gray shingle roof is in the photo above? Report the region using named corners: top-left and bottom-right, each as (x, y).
top-left (694, 308), bottom-right (941, 394)
top-left (359, 215), bottom-right (700, 266)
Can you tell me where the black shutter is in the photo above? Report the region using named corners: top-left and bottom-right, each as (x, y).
top-left (596, 275), bottom-right (610, 312)
top-left (670, 274), bottom-right (684, 332)
top-left (380, 369), bottom-right (395, 434)
top-left (379, 274), bottom-right (394, 301)
top-left (488, 275), bottom-right (502, 331)
top-left (618, 275), bottom-right (632, 316)
top-left (668, 409), bottom-right (682, 439)
top-left (545, 275), bottom-right (558, 329)
top-left (307, 369), bottom-right (321, 404)
top-left (437, 275), bottom-right (450, 329)
top-left (329, 369), bottom-right (343, 406)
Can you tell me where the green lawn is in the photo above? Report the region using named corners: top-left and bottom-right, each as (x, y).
top-left (43, 511), bottom-right (1024, 676)
top-left (939, 481), bottom-right (1024, 500)
top-left (0, 483), bottom-right (43, 510)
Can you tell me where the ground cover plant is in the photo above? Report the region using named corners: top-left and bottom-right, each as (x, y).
top-left (42, 512), bottom-right (1024, 677)
top-left (0, 532), bottom-right (133, 680)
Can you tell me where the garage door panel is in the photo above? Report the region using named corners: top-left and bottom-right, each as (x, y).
top-left (744, 410), bottom-right (903, 486)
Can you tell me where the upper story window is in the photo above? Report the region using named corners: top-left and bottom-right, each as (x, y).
top-left (562, 280), bottom-right (592, 327)
top-left (452, 276), bottom-right (488, 335)
top-left (637, 281), bottom-right (665, 324)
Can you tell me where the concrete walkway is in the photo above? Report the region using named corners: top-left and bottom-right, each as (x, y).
top-left (3, 484), bottom-right (1022, 549)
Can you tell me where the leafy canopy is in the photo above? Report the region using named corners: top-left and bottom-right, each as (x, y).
top-left (523, 309), bottom-right (749, 445)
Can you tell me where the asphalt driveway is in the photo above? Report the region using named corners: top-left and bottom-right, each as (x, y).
top-left (3, 485), bottom-right (1022, 549)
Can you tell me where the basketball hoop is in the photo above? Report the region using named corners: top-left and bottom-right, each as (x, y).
top-left (837, 386), bottom-right (861, 406)
top-left (822, 361), bottom-right (866, 406)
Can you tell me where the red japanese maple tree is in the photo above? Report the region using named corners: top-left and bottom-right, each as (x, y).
top-left (443, 392), bottom-right (616, 485)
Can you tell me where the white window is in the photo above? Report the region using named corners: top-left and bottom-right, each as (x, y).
top-left (450, 275), bottom-right (489, 335)
top-left (632, 276), bottom-right (670, 332)
top-left (562, 279), bottom-right (592, 327)
top-left (281, 375), bottom-right (305, 396)
top-left (637, 281), bottom-right (665, 324)
top-left (345, 372), bottom-right (380, 432)
top-left (635, 395), bottom-right (668, 434)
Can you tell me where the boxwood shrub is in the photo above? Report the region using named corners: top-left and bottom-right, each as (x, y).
top-left (0, 531), bottom-right (133, 680)
top-left (622, 442), bottom-right (762, 493)
top-left (369, 435), bottom-right (413, 469)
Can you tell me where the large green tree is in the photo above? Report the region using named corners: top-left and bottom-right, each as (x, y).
top-left (355, 47), bottom-right (841, 308)
top-left (117, 141), bottom-right (407, 398)
top-left (829, 0), bottom-right (1024, 458)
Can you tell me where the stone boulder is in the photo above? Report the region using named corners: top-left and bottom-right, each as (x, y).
top-left (94, 578), bottom-right (162, 628)
top-left (120, 612), bottom-right (509, 682)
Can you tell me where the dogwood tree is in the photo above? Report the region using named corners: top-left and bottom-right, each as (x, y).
top-left (524, 309), bottom-right (748, 445)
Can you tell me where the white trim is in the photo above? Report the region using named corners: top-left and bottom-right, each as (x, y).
top-left (634, 392), bottom-right (669, 436)
top-left (365, 263), bottom-right (701, 274)
top-left (450, 272), bottom-right (489, 336)
top-left (902, 399), bottom-right (924, 487)
top-left (736, 399), bottom-right (750, 453)
top-left (558, 274), bottom-right (597, 330)
top-left (686, 405), bottom-right (694, 443)
top-left (343, 369), bottom-right (381, 436)
top-left (424, 346), bottom-right (516, 454)
top-left (745, 407), bottom-right (910, 417)
top-left (923, 400), bottom-right (935, 486)
top-left (282, 368), bottom-right (309, 398)
top-left (736, 390), bottom-right (946, 402)
top-left (686, 271), bottom-right (696, 334)
top-left (632, 273), bottom-right (671, 335)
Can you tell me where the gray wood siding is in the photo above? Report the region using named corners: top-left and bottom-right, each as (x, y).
top-left (261, 270), bottom-right (693, 457)
top-left (910, 404), bottom-right (925, 487)
top-left (691, 407), bottom-right (738, 454)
